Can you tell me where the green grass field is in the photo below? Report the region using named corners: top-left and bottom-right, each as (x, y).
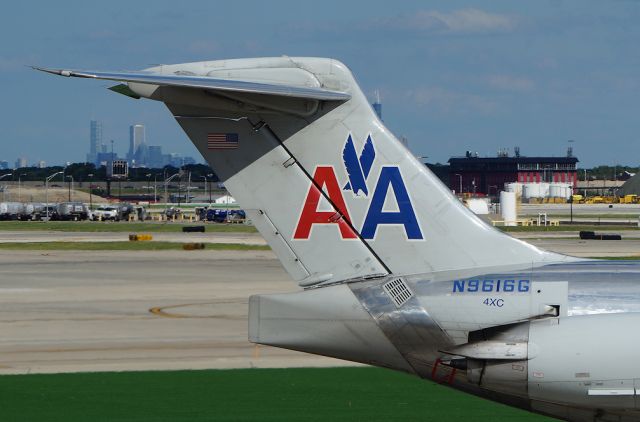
top-left (0, 241), bottom-right (269, 251)
top-left (0, 367), bottom-right (554, 422)
top-left (0, 221), bottom-right (257, 233)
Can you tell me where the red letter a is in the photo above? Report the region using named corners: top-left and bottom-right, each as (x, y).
top-left (293, 166), bottom-right (357, 239)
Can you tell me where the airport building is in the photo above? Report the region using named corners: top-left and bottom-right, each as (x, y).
top-left (445, 150), bottom-right (579, 195)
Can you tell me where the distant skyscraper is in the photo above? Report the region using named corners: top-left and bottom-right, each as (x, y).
top-left (37, 160), bottom-right (46, 168)
top-left (128, 124), bottom-right (146, 165)
top-left (0, 161), bottom-right (8, 170)
top-left (15, 157), bottom-right (27, 169)
top-left (372, 90), bottom-right (382, 121)
top-left (148, 145), bottom-right (164, 168)
top-left (88, 120), bottom-right (102, 164)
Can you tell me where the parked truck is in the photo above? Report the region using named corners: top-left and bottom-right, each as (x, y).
top-left (0, 202), bottom-right (26, 220)
top-left (56, 202), bottom-right (90, 221)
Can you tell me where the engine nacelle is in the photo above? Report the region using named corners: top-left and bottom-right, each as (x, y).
top-left (528, 313), bottom-right (640, 411)
top-left (449, 313), bottom-right (640, 413)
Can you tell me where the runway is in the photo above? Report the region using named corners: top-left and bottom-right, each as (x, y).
top-left (1, 231), bottom-right (638, 375)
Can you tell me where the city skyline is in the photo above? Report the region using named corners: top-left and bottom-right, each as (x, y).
top-left (88, 120), bottom-right (198, 169)
top-left (3, 2), bottom-right (640, 167)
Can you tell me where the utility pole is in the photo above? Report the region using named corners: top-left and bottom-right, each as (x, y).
top-left (164, 173), bottom-right (179, 213)
top-left (45, 171), bottom-right (63, 220)
top-left (201, 175), bottom-right (207, 204)
top-left (186, 172), bottom-right (191, 204)
top-left (0, 173), bottom-right (13, 202)
top-left (66, 175), bottom-right (74, 201)
top-left (18, 173), bottom-right (26, 202)
top-left (208, 174), bottom-right (213, 204)
top-left (88, 174), bottom-right (94, 210)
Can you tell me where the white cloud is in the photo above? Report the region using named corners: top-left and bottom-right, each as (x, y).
top-left (488, 75), bottom-right (535, 92)
top-left (382, 8), bottom-right (517, 34)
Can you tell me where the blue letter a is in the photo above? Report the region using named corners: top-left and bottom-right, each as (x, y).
top-left (361, 167), bottom-right (423, 240)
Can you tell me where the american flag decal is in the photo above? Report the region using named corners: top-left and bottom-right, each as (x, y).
top-left (207, 133), bottom-right (239, 149)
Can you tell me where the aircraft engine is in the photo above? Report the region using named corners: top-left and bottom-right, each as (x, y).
top-left (446, 313), bottom-right (640, 410)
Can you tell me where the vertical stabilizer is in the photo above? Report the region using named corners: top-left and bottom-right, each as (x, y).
top-left (35, 58), bottom-right (572, 285)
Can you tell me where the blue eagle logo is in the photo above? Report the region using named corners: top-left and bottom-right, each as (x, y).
top-left (342, 134), bottom-right (375, 197)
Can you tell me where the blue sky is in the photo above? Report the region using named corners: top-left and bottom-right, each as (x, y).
top-left (2, 0), bottom-right (640, 167)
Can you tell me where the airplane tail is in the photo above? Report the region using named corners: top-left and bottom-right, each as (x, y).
top-left (36, 57), bottom-right (571, 286)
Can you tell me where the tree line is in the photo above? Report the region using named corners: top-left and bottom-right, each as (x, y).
top-left (0, 163), bottom-right (220, 183)
top-left (577, 165), bottom-right (639, 181)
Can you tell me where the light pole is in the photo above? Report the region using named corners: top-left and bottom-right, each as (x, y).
top-left (66, 175), bottom-right (74, 202)
top-left (45, 171), bottom-right (63, 220)
top-left (153, 174), bottom-right (158, 203)
top-left (186, 171), bottom-right (191, 204)
top-left (18, 173), bottom-right (26, 202)
top-left (569, 185), bottom-right (574, 224)
top-left (0, 173), bottom-right (13, 202)
top-left (87, 173), bottom-right (94, 210)
top-left (146, 173), bottom-right (152, 199)
top-left (454, 173), bottom-right (462, 195)
top-left (201, 175), bottom-right (208, 204)
top-left (164, 173), bottom-right (179, 213)
top-left (207, 173), bottom-right (213, 204)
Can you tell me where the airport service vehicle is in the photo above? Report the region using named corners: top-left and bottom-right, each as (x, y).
top-left (56, 202), bottom-right (90, 221)
top-left (37, 58), bottom-right (640, 422)
top-left (24, 203), bottom-right (45, 221)
top-left (92, 205), bottom-right (120, 221)
top-left (164, 207), bottom-right (181, 219)
top-left (117, 203), bottom-right (136, 220)
top-left (0, 202), bottom-right (26, 220)
top-left (34, 205), bottom-right (58, 221)
top-left (201, 208), bottom-right (246, 223)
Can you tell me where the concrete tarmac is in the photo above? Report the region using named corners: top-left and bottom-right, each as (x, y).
top-left (0, 250), bottom-right (354, 375)
top-left (1, 231), bottom-right (639, 375)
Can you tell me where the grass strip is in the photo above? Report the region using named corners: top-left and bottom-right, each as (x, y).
top-left (0, 241), bottom-right (270, 251)
top-left (0, 221), bottom-right (257, 233)
top-left (0, 367), bottom-right (552, 422)
top-left (537, 214), bottom-right (640, 219)
top-left (499, 225), bottom-right (639, 232)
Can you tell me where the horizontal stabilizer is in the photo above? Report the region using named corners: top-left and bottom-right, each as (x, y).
top-left (32, 67), bottom-right (351, 101)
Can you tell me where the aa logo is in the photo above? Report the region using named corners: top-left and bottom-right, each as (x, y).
top-left (294, 134), bottom-right (423, 240)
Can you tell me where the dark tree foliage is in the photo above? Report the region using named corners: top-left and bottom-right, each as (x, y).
top-left (0, 163), bottom-right (219, 182)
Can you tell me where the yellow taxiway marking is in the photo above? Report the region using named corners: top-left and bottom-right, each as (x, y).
top-left (149, 301), bottom-right (244, 319)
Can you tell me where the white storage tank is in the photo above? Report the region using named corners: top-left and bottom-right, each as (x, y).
top-left (505, 182), bottom-right (522, 196)
top-left (523, 183), bottom-right (551, 199)
top-left (549, 183), bottom-right (562, 198)
top-left (500, 191), bottom-right (517, 226)
top-left (540, 183), bottom-right (550, 198)
top-left (466, 198), bottom-right (489, 215)
top-left (523, 183), bottom-right (540, 199)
